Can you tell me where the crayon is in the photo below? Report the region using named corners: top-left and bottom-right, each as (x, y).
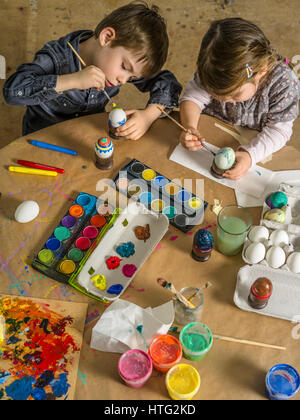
top-left (17, 160), bottom-right (65, 174)
top-left (29, 140), bottom-right (77, 156)
top-left (8, 166), bottom-right (58, 177)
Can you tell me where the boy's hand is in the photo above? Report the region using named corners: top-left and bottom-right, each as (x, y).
top-left (223, 150), bottom-right (252, 180)
top-left (180, 127), bottom-right (205, 151)
top-left (115, 109), bottom-right (154, 141)
top-left (75, 66), bottom-right (106, 90)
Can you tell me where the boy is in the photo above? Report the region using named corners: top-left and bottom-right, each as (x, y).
top-left (3, 2), bottom-right (182, 139)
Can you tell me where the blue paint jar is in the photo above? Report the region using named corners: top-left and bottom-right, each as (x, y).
top-left (265, 364), bottom-right (300, 400)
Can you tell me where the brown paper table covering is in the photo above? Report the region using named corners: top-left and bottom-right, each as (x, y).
top-left (0, 112), bottom-right (300, 400)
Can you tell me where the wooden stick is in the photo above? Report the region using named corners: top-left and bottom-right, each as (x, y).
top-left (213, 334), bottom-right (286, 351)
top-left (67, 42), bottom-right (86, 67)
top-left (157, 105), bottom-right (216, 156)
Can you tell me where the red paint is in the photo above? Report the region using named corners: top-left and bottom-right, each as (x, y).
top-left (75, 237), bottom-right (91, 251)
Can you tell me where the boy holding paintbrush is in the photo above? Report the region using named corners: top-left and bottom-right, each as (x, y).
top-left (3, 2), bottom-right (182, 138)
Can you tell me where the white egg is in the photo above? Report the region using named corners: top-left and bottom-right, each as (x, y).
top-left (15, 200), bottom-right (39, 223)
top-left (244, 242), bottom-right (266, 264)
top-left (266, 246), bottom-right (286, 269)
top-left (108, 108), bottom-right (127, 128)
top-left (270, 229), bottom-right (290, 247)
top-left (287, 252), bottom-right (300, 274)
top-left (248, 225), bottom-right (269, 242)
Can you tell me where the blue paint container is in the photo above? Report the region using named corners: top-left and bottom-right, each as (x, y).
top-left (265, 364), bottom-right (300, 400)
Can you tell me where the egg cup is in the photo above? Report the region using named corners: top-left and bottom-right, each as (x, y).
top-left (210, 160), bottom-right (236, 179)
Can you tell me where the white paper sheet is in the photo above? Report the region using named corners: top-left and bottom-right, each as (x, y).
top-left (90, 300), bottom-right (174, 353)
top-left (235, 170), bottom-right (300, 207)
top-left (169, 143), bottom-right (274, 198)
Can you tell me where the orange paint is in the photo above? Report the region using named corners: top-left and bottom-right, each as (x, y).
top-left (148, 334), bottom-right (182, 373)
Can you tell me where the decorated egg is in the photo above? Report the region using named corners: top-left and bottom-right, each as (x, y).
top-left (248, 226), bottom-right (269, 242)
top-left (214, 147), bottom-right (236, 170)
top-left (108, 108), bottom-right (127, 128)
top-left (264, 206), bottom-right (287, 223)
top-left (15, 200), bottom-right (39, 223)
top-left (287, 252), bottom-right (300, 274)
top-left (95, 137), bottom-right (114, 158)
top-left (269, 229), bottom-right (290, 247)
top-left (265, 191), bottom-right (288, 209)
top-left (244, 242), bottom-right (266, 264)
top-left (193, 229), bottom-right (214, 251)
top-left (266, 246), bottom-right (286, 268)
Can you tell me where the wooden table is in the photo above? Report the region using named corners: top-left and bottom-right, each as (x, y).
top-left (1, 112), bottom-right (300, 400)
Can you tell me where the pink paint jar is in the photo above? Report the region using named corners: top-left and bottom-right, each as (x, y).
top-left (118, 349), bottom-right (152, 388)
top-left (83, 225), bottom-right (99, 239)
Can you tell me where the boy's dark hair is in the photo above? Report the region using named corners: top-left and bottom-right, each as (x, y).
top-left (197, 18), bottom-right (282, 96)
top-left (94, 1), bottom-right (168, 77)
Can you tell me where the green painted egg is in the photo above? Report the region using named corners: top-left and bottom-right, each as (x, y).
top-left (214, 147), bottom-right (236, 170)
top-left (266, 191), bottom-right (288, 209)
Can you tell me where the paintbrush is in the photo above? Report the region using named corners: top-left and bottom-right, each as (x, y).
top-left (156, 105), bottom-right (216, 156)
top-left (157, 278), bottom-right (196, 309)
top-left (67, 41), bottom-right (116, 107)
top-left (187, 282), bottom-right (212, 303)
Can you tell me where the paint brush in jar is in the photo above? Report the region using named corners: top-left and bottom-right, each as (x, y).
top-left (187, 282), bottom-right (212, 303)
top-left (157, 278), bottom-right (196, 309)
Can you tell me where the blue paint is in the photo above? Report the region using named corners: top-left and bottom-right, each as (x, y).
top-left (31, 387), bottom-right (47, 400)
top-left (107, 284), bottom-right (123, 295)
top-left (139, 192), bottom-right (153, 205)
top-left (176, 190), bottom-right (191, 202)
top-left (266, 364), bottom-right (300, 400)
top-left (7, 335), bottom-right (21, 345)
top-left (116, 242), bottom-right (135, 258)
top-left (50, 373), bottom-right (70, 398)
top-left (5, 376), bottom-right (34, 400)
top-left (153, 176), bottom-right (168, 188)
top-left (0, 371), bottom-right (10, 385)
top-left (46, 238), bottom-right (61, 252)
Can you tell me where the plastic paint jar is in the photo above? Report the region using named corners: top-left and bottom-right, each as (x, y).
top-left (174, 287), bottom-right (204, 326)
top-left (46, 237), bottom-right (61, 253)
top-left (83, 225), bottom-right (99, 239)
top-left (166, 364), bottom-right (200, 400)
top-left (58, 259), bottom-right (76, 275)
top-left (54, 226), bottom-right (71, 242)
top-left (148, 334), bottom-right (182, 373)
top-left (61, 215), bottom-right (77, 231)
top-left (118, 349), bottom-right (153, 388)
top-left (38, 249), bottom-right (54, 266)
top-left (91, 214), bottom-right (106, 228)
top-left (265, 364), bottom-right (300, 400)
top-left (179, 322), bottom-right (213, 361)
top-left (75, 237), bottom-right (91, 251)
top-left (67, 248), bottom-right (83, 263)
top-left (69, 204), bottom-right (84, 218)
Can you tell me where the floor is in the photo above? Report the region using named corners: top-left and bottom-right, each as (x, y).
top-left (0, 0), bottom-right (299, 151)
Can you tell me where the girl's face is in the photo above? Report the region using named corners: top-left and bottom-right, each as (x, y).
top-left (212, 71), bottom-right (267, 103)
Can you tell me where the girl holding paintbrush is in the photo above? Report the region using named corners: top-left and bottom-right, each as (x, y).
top-left (179, 18), bottom-right (300, 180)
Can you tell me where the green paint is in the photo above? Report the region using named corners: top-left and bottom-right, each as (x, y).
top-left (38, 249), bottom-right (54, 265)
top-left (88, 267), bottom-right (95, 275)
top-left (182, 333), bottom-right (209, 352)
top-left (68, 248), bottom-right (83, 263)
top-left (54, 226), bottom-right (70, 242)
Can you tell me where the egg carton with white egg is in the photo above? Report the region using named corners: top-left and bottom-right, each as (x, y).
top-left (242, 224), bottom-right (300, 275)
top-left (261, 183), bottom-right (300, 231)
top-left (234, 265), bottom-right (300, 321)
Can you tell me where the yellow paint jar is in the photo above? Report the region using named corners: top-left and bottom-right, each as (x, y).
top-left (142, 169), bottom-right (156, 181)
top-left (58, 259), bottom-right (76, 275)
top-left (166, 364), bottom-right (200, 400)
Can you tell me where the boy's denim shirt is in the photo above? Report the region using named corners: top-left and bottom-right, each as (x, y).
top-left (3, 30), bottom-right (182, 135)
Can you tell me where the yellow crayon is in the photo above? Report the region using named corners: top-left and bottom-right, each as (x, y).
top-left (8, 166), bottom-right (58, 177)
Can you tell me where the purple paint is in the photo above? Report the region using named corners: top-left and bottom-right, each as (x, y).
top-left (118, 349), bottom-right (152, 388)
top-left (61, 215), bottom-right (77, 229)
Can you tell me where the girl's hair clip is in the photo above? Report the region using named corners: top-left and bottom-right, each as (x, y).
top-left (246, 63), bottom-right (254, 79)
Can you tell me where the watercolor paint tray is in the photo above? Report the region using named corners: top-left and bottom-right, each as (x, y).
top-left (234, 265), bottom-right (300, 322)
top-left (32, 192), bottom-right (116, 284)
top-left (76, 201), bottom-right (169, 302)
top-left (114, 159), bottom-right (208, 233)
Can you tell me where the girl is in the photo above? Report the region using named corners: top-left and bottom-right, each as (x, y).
top-left (179, 18), bottom-right (300, 180)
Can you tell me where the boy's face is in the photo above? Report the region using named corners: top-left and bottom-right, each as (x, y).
top-left (95, 28), bottom-right (146, 86)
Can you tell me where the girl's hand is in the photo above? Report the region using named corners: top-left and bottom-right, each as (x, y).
top-left (116, 109), bottom-right (154, 140)
top-left (179, 127), bottom-right (205, 151)
top-left (223, 150), bottom-right (252, 180)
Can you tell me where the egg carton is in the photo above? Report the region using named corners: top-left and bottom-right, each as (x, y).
top-left (260, 182), bottom-right (300, 231)
top-left (242, 225), bottom-right (300, 275)
top-left (234, 265), bottom-right (300, 322)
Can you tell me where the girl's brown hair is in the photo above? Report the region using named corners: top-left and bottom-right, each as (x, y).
top-left (197, 18), bottom-right (282, 96)
top-left (94, 1), bottom-right (168, 78)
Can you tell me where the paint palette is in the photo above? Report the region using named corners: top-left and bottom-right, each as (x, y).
top-left (76, 201), bottom-right (169, 301)
top-left (114, 159), bottom-right (208, 232)
top-left (32, 192), bottom-right (116, 284)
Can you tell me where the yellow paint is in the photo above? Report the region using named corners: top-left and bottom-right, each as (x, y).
top-left (166, 364), bottom-right (200, 400)
top-left (91, 274), bottom-right (106, 290)
top-left (165, 183), bottom-right (180, 195)
top-left (151, 199), bottom-right (165, 212)
top-left (59, 260), bottom-right (76, 274)
top-left (142, 169), bottom-right (156, 181)
top-left (188, 197), bottom-right (203, 210)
